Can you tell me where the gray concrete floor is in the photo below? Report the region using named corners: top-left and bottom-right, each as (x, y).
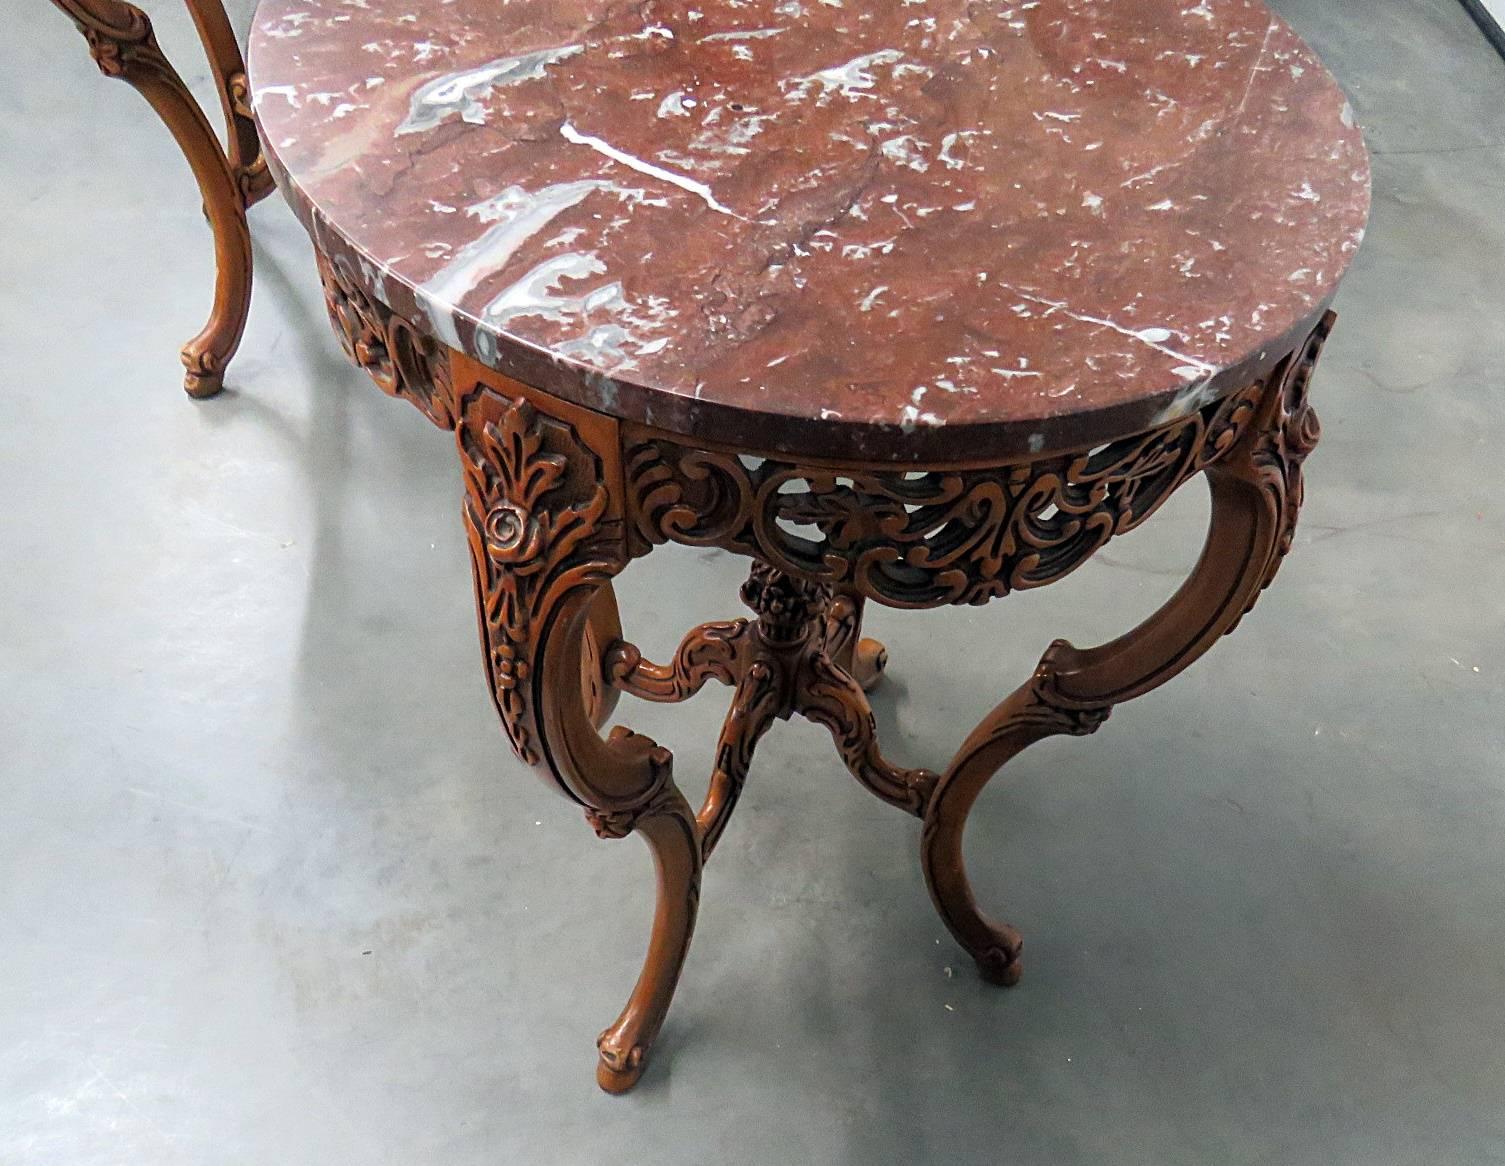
top-left (3, 1), bottom-right (1504, 1162)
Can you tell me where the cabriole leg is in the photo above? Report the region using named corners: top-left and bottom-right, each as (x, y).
top-left (456, 366), bottom-right (701, 1093)
top-left (920, 316), bottom-right (1330, 985)
top-left (50, 0), bottom-right (255, 397)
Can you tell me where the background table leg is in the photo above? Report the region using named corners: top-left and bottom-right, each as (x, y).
top-left (48, 0), bottom-right (255, 397)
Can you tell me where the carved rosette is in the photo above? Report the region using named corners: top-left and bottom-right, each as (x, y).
top-left (458, 390), bottom-right (623, 769)
top-left (317, 254), bottom-right (456, 429)
top-left (625, 379), bottom-right (1266, 610)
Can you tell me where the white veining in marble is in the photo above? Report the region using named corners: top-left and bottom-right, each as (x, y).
top-left (558, 121), bottom-right (748, 220)
top-left (397, 45), bottom-right (583, 135)
top-left (421, 181), bottom-right (616, 346)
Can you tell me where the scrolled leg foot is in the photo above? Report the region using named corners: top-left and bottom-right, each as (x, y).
top-left (589, 783), bottom-right (702, 1094)
top-left (850, 637), bottom-right (888, 693)
top-left (976, 942), bottom-right (1024, 987)
top-left (182, 363), bottom-right (225, 399)
top-left (920, 664), bottom-right (1106, 985)
top-left (595, 1044), bottom-right (647, 1094)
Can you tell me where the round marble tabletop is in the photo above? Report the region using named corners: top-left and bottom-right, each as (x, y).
top-left (247, 0), bottom-right (1368, 462)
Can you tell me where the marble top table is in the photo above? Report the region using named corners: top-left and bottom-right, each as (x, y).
top-left (248, 0), bottom-right (1368, 1093)
top-left (248, 0), bottom-right (1367, 462)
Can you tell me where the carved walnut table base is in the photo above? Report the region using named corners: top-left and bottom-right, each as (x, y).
top-left (250, 0), bottom-right (1368, 1094)
top-left (320, 253), bottom-right (1329, 1092)
top-left (49, 0), bottom-right (272, 396)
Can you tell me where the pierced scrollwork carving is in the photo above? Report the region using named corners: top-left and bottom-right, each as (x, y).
top-left (317, 253), bottom-right (456, 429)
top-left (625, 384), bottom-right (1265, 609)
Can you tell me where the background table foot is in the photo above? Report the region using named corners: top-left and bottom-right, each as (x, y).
top-left (595, 1053), bottom-right (647, 1094)
top-left (850, 637), bottom-right (888, 693)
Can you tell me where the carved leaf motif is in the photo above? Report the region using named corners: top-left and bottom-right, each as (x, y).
top-left (459, 394), bottom-right (614, 766)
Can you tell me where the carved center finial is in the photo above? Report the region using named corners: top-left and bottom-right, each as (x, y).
top-left (740, 562), bottom-right (833, 643)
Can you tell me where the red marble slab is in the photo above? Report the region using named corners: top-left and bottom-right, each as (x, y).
top-left (247, 0), bottom-right (1369, 462)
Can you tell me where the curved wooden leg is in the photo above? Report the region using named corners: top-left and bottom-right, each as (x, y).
top-left (182, 0), bottom-right (276, 208)
top-left (919, 668), bottom-right (1109, 985)
top-left (583, 584), bottom-right (623, 729)
top-left (605, 617), bottom-right (752, 704)
top-left (589, 785), bottom-right (701, 1093)
top-left (921, 317), bottom-right (1328, 984)
top-left (826, 592), bottom-right (887, 692)
top-left (698, 660), bottom-right (783, 859)
top-left (458, 371), bottom-right (703, 1093)
top-left (50, 0), bottom-right (254, 397)
top-left (798, 649), bottom-right (937, 816)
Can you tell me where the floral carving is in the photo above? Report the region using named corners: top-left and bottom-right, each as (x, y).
top-left (625, 383), bottom-right (1263, 610)
top-left (317, 254), bottom-right (456, 429)
top-left (739, 561), bottom-right (832, 640)
top-left (460, 392), bottom-right (619, 767)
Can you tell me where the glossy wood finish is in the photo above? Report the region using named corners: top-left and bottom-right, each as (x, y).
top-left (49, 0), bottom-right (272, 396)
